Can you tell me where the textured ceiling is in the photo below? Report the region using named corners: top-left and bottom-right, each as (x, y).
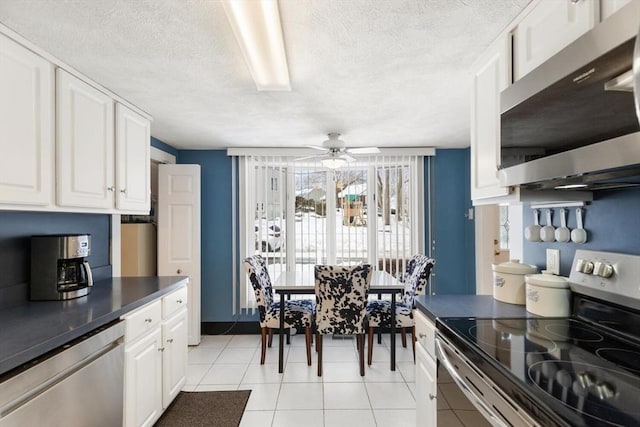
top-left (0, 0), bottom-right (530, 150)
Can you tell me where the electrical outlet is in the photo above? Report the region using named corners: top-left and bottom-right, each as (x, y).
top-left (546, 249), bottom-right (560, 275)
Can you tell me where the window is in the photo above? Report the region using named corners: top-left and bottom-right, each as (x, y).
top-left (232, 149), bottom-right (431, 309)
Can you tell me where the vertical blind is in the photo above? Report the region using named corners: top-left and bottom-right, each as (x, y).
top-left (230, 149), bottom-right (430, 310)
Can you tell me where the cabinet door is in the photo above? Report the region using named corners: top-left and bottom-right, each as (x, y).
top-left (124, 327), bottom-right (163, 427)
top-left (601, 0), bottom-right (632, 20)
top-left (57, 69), bottom-right (115, 208)
top-left (162, 309), bottom-right (188, 408)
top-left (470, 35), bottom-right (510, 201)
top-left (0, 34), bottom-right (54, 206)
top-left (513, 0), bottom-right (598, 80)
top-left (415, 342), bottom-right (437, 427)
top-left (116, 103), bottom-right (151, 212)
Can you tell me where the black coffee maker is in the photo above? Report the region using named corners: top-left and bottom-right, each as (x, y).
top-left (30, 234), bottom-right (93, 300)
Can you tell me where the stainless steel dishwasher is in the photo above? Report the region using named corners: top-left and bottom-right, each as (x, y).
top-left (0, 320), bottom-right (125, 427)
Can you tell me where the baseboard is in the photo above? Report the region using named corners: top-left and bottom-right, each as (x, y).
top-left (201, 322), bottom-right (260, 335)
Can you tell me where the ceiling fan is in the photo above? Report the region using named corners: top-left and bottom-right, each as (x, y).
top-left (299, 133), bottom-right (380, 169)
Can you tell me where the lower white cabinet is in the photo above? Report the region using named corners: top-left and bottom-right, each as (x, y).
top-left (414, 309), bottom-right (437, 427)
top-left (123, 286), bottom-right (188, 427)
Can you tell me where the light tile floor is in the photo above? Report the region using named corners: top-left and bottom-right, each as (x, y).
top-left (184, 333), bottom-right (418, 427)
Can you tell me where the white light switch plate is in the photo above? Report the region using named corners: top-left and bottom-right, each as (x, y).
top-left (546, 249), bottom-right (560, 275)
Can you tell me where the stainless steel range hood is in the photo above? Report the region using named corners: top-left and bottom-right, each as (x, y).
top-left (499, 1), bottom-right (640, 191)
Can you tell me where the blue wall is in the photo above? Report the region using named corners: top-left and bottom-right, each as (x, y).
top-left (431, 148), bottom-right (476, 294)
top-left (151, 136), bottom-right (179, 158)
top-left (171, 148), bottom-right (477, 323)
top-left (523, 188), bottom-right (640, 276)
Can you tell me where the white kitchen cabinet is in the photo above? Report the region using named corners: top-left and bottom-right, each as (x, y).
top-left (414, 309), bottom-right (437, 427)
top-left (601, 0), bottom-right (633, 20)
top-left (0, 33), bottom-right (54, 207)
top-left (116, 103), bottom-right (151, 212)
top-left (123, 286), bottom-right (188, 427)
top-left (56, 68), bottom-right (115, 209)
top-left (124, 325), bottom-right (163, 427)
top-left (470, 34), bottom-right (512, 203)
top-left (513, 0), bottom-right (599, 81)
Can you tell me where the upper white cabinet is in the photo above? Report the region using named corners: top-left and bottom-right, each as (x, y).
top-left (513, 0), bottom-right (599, 81)
top-left (116, 104), bottom-right (151, 212)
top-left (601, 0), bottom-right (633, 20)
top-left (56, 68), bottom-right (115, 209)
top-left (470, 35), bottom-right (512, 203)
top-left (0, 34), bottom-right (54, 207)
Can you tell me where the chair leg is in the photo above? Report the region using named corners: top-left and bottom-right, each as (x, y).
top-left (357, 334), bottom-right (365, 376)
top-left (260, 327), bottom-right (267, 365)
top-left (267, 329), bottom-right (273, 348)
top-left (305, 327), bottom-right (312, 366)
top-left (367, 326), bottom-right (374, 365)
top-left (412, 325), bottom-right (416, 363)
top-left (401, 328), bottom-right (407, 348)
top-left (317, 334), bottom-right (323, 377)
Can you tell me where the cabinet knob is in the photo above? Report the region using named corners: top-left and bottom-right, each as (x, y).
top-left (107, 186), bottom-right (115, 192)
top-left (429, 393), bottom-right (436, 400)
top-left (167, 338), bottom-right (174, 343)
top-left (177, 269), bottom-right (183, 274)
top-left (177, 299), bottom-right (183, 304)
top-left (418, 333), bottom-right (426, 339)
top-left (158, 347), bottom-right (165, 352)
top-left (120, 188), bottom-right (127, 194)
top-left (145, 318), bottom-right (153, 323)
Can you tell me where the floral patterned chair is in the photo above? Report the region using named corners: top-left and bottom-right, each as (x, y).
top-left (243, 255), bottom-right (315, 365)
top-left (314, 264), bottom-right (372, 376)
top-left (366, 255), bottom-right (435, 365)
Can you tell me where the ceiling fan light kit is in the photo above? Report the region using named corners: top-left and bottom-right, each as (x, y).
top-left (222, 0), bottom-right (291, 91)
top-left (321, 157), bottom-right (348, 169)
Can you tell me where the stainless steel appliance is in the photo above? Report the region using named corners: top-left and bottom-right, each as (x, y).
top-left (0, 320), bottom-right (124, 427)
top-left (30, 234), bottom-right (93, 301)
top-left (436, 250), bottom-right (640, 426)
top-left (499, 1), bottom-right (640, 191)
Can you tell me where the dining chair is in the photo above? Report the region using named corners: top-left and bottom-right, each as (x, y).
top-left (314, 264), bottom-right (372, 376)
top-left (366, 255), bottom-right (435, 365)
top-left (243, 255), bottom-right (314, 365)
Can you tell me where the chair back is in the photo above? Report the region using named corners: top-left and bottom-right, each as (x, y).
top-left (243, 255), bottom-right (274, 322)
top-left (401, 255), bottom-right (435, 307)
top-left (314, 264), bottom-right (372, 335)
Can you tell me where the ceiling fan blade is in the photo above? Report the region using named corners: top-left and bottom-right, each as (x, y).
top-left (340, 154), bottom-right (356, 163)
top-left (296, 155), bottom-right (320, 161)
top-left (306, 145), bottom-right (328, 151)
top-left (346, 147), bottom-right (380, 154)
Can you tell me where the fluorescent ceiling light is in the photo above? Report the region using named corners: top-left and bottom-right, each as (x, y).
top-left (222, 0), bottom-right (291, 91)
top-left (322, 157), bottom-right (347, 169)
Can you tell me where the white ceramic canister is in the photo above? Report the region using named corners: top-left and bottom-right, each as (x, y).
top-left (525, 271), bottom-right (570, 317)
top-left (491, 260), bottom-right (537, 305)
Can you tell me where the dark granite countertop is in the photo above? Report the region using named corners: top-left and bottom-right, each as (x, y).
top-left (415, 294), bottom-right (536, 322)
top-left (0, 276), bottom-right (188, 376)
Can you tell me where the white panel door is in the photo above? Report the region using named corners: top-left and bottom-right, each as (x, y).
top-left (162, 309), bottom-right (188, 408)
top-left (158, 164), bottom-right (201, 345)
top-left (513, 0), bottom-right (598, 80)
top-left (56, 68), bottom-right (115, 208)
top-left (0, 34), bottom-right (54, 206)
top-left (116, 103), bottom-right (151, 212)
top-left (470, 35), bottom-right (511, 202)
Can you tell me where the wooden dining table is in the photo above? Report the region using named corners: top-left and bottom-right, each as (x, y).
top-left (273, 269), bottom-right (404, 373)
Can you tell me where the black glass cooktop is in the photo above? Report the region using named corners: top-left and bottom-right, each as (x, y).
top-left (438, 316), bottom-right (640, 427)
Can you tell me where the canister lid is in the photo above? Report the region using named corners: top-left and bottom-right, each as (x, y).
top-left (525, 270), bottom-right (569, 289)
top-left (492, 259), bottom-right (537, 275)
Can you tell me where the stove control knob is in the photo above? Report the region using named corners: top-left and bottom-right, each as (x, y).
top-left (575, 259), bottom-right (585, 272)
top-left (579, 261), bottom-right (594, 274)
top-left (593, 262), bottom-right (614, 278)
top-left (577, 371), bottom-right (595, 389)
top-left (594, 382), bottom-right (616, 400)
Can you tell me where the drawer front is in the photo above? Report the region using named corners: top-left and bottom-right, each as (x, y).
top-left (124, 300), bottom-right (162, 343)
top-left (163, 286), bottom-right (188, 318)
top-left (413, 309), bottom-right (436, 359)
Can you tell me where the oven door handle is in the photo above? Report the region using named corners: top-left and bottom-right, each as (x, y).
top-left (435, 337), bottom-right (509, 427)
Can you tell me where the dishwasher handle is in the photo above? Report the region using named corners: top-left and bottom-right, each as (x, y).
top-left (435, 337), bottom-right (509, 427)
